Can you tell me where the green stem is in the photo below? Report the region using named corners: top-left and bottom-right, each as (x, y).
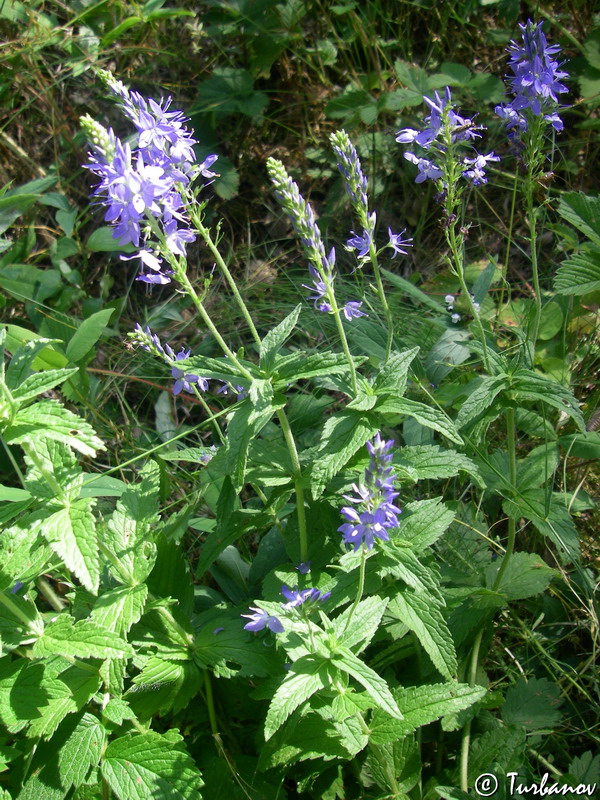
top-left (525, 172), bottom-right (542, 356)
top-left (203, 669), bottom-right (219, 735)
top-left (368, 242), bottom-right (393, 360)
top-left (191, 213), bottom-right (262, 346)
top-left (36, 577), bottom-right (65, 611)
top-left (0, 590), bottom-right (41, 632)
top-left (276, 408), bottom-right (308, 562)
top-left (492, 406), bottom-right (517, 593)
top-left (173, 266), bottom-right (254, 381)
top-left (191, 385), bottom-right (225, 444)
top-left (344, 548), bottom-right (367, 633)
top-left (459, 626), bottom-right (484, 792)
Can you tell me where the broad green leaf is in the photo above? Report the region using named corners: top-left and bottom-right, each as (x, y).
top-left (468, 726), bottom-right (526, 783)
top-left (332, 596), bottom-right (388, 654)
top-left (158, 446), bottom-right (218, 463)
top-left (0, 589), bottom-right (44, 648)
top-left (397, 497), bottom-right (455, 551)
top-left (310, 410), bottom-right (380, 498)
top-left (373, 348), bottom-right (419, 396)
top-left (40, 498), bottom-right (100, 594)
top-left (87, 226), bottom-right (132, 252)
top-left (378, 546), bottom-right (443, 600)
top-left (395, 445), bottom-right (482, 486)
top-left (485, 551), bottom-right (557, 600)
top-left (105, 462), bottom-right (160, 584)
top-left (380, 267), bottom-right (446, 313)
top-left (65, 308), bottom-right (114, 363)
top-left (0, 193), bottom-right (38, 234)
top-left (259, 713), bottom-right (354, 769)
top-left (3, 326), bottom-right (67, 370)
top-left (24, 438), bottom-right (83, 501)
top-left (502, 677), bottom-right (562, 730)
top-left (32, 616), bottom-right (133, 659)
top-left (5, 400), bottom-right (104, 457)
top-left (11, 367), bottom-right (78, 404)
top-left (0, 660), bottom-right (48, 734)
top-left (369, 683), bottom-right (486, 743)
top-left (194, 608), bottom-right (282, 677)
top-left (555, 249), bottom-right (600, 295)
top-left (101, 731), bottom-right (203, 800)
top-left (558, 431), bottom-right (600, 460)
top-left (455, 374), bottom-right (507, 429)
top-left (556, 192), bottom-right (600, 247)
top-left (503, 491), bottom-right (580, 564)
top-left (377, 397), bottom-right (463, 445)
top-left (388, 591), bottom-right (457, 679)
top-left (259, 304), bottom-right (301, 372)
top-left (366, 735), bottom-right (420, 797)
top-left (127, 657), bottom-right (202, 717)
top-left (273, 350), bottom-right (363, 385)
top-left (91, 584), bottom-right (148, 637)
top-left (29, 666), bottom-right (101, 739)
top-left (517, 442), bottom-right (560, 490)
top-left (511, 369), bottom-right (585, 431)
top-left (0, 522), bottom-right (53, 592)
top-left (332, 648), bottom-right (402, 720)
top-left (264, 655), bottom-right (328, 740)
top-left (56, 712), bottom-right (107, 789)
top-left (426, 327), bottom-right (471, 383)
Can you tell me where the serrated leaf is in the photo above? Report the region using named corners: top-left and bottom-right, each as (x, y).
top-left (310, 410), bottom-right (380, 498)
top-left (485, 551), bottom-right (557, 600)
top-left (10, 367), bottom-right (77, 404)
top-left (388, 591), bottom-right (457, 679)
top-left (503, 491), bottom-right (580, 564)
top-left (260, 712), bottom-right (354, 769)
top-left (29, 666), bottom-right (101, 739)
top-left (332, 648), bottom-right (402, 720)
top-left (65, 308), bottom-right (114, 363)
top-left (502, 677), bottom-right (562, 730)
top-left (395, 445), bottom-right (482, 486)
top-left (0, 660), bottom-right (47, 734)
top-left (377, 397), bottom-right (463, 444)
top-left (397, 497), bottom-right (455, 551)
top-left (517, 442), bottom-right (560, 490)
top-left (555, 249), bottom-right (600, 295)
top-left (264, 655), bottom-right (329, 741)
top-left (127, 657), bottom-right (202, 717)
top-left (370, 683), bottom-right (486, 743)
top-left (91, 584), bottom-right (148, 637)
top-left (426, 327), bottom-right (471, 383)
top-left (101, 731), bottom-right (203, 800)
top-left (259, 304), bottom-right (301, 372)
top-left (162, 352), bottom-right (256, 386)
top-left (373, 348), bottom-right (419, 396)
top-left (32, 616), bottom-right (133, 659)
top-left (366, 734), bottom-right (420, 796)
top-left (5, 400), bottom-right (104, 457)
top-left (455, 375), bottom-right (507, 429)
top-left (556, 192), bottom-right (600, 247)
top-left (332, 596), bottom-right (388, 654)
top-left (273, 350), bottom-right (363, 384)
top-left (56, 712), bottom-right (107, 789)
top-left (511, 369), bottom-right (585, 430)
top-left (40, 498), bottom-right (100, 593)
top-left (24, 438), bottom-right (83, 501)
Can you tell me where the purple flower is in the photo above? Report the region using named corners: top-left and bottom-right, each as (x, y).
top-left (217, 382), bottom-right (248, 401)
top-left (388, 227), bottom-right (413, 257)
top-left (296, 561), bottom-right (311, 574)
top-left (396, 88), bottom-right (480, 151)
top-left (242, 607), bottom-right (284, 633)
top-left (281, 585), bottom-right (331, 610)
top-left (342, 301), bottom-right (367, 321)
top-left (404, 152), bottom-right (443, 184)
top-left (171, 349), bottom-right (208, 395)
top-left (497, 20), bottom-right (568, 135)
top-left (130, 325), bottom-right (208, 395)
top-left (462, 152), bottom-right (501, 185)
top-left (329, 130), bottom-right (372, 232)
top-left (346, 229), bottom-right (371, 258)
top-left (338, 432), bottom-right (401, 551)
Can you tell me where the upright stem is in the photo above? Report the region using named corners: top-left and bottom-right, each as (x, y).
top-left (276, 408), bottom-right (308, 562)
top-left (492, 406), bottom-right (517, 592)
top-left (368, 241), bottom-right (393, 360)
top-left (203, 669), bottom-right (219, 735)
top-left (525, 173), bottom-right (542, 355)
top-left (344, 548), bottom-right (367, 633)
top-left (459, 627), bottom-right (484, 792)
top-left (191, 212), bottom-right (262, 347)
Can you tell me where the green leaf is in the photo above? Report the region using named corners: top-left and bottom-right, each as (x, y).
top-left (377, 397), bottom-right (463, 445)
top-left (558, 431), bottom-right (600, 460)
top-left (502, 677), bottom-right (562, 730)
top-left (0, 193), bottom-right (38, 235)
top-left (556, 192), bottom-right (600, 247)
top-left (56, 712), bottom-right (107, 789)
top-left (127, 658), bottom-right (202, 718)
top-left (455, 375), bottom-right (507, 429)
top-left (169, 353), bottom-right (257, 386)
top-left (555, 249), bottom-right (600, 295)
top-left (503, 491), bottom-right (580, 564)
top-left (264, 655), bottom-right (328, 740)
top-left (373, 348), bottom-right (419, 396)
top-left (426, 327), bottom-right (471, 383)
top-left (259, 304), bottom-right (301, 372)
top-left (86, 226), bottom-right (132, 253)
top-left (517, 442), bottom-right (560, 490)
top-left (101, 731), bottom-right (203, 800)
top-left (366, 735), bottom-right (421, 796)
top-left (105, 462), bottom-right (160, 585)
top-left (380, 267), bottom-right (447, 313)
top-left (32, 616), bottom-right (133, 659)
top-left (332, 596), bottom-right (388, 654)
top-left (397, 497), bottom-right (455, 551)
top-left (40, 498), bottom-right (100, 594)
top-left (29, 666), bottom-right (101, 739)
top-left (24, 438), bottom-right (82, 501)
top-left (485, 551), bottom-right (557, 600)
top-left (369, 683), bottom-right (486, 743)
top-left (3, 326), bottom-right (67, 370)
top-left (91, 584), bottom-right (148, 637)
top-left (395, 445), bottom-right (482, 486)
top-left (273, 350), bottom-right (363, 384)
top-left (65, 309), bottom-right (114, 363)
top-left (11, 367), bottom-right (78, 404)
top-left (310, 410), bottom-right (380, 498)
top-left (332, 648), bottom-right (402, 720)
top-left (5, 400), bottom-right (104, 457)
top-left (0, 660), bottom-right (47, 734)
top-left (388, 591), bottom-right (457, 680)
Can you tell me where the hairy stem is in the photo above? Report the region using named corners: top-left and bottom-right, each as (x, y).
top-left (276, 408), bottom-right (308, 562)
top-left (344, 548), bottom-right (367, 633)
